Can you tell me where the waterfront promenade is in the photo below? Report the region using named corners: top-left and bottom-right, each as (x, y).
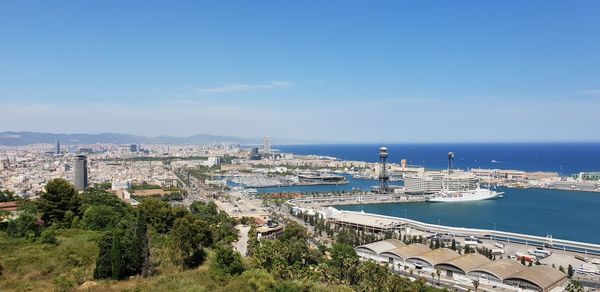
top-left (332, 210), bottom-right (600, 256)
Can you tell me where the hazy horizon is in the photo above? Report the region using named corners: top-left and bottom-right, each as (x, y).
top-left (1, 1), bottom-right (599, 142)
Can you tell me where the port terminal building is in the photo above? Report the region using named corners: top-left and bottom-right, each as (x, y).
top-left (356, 239), bottom-right (567, 292)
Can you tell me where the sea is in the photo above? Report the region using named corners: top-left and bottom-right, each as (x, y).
top-left (267, 143), bottom-right (600, 244)
top-left (277, 143), bottom-right (600, 175)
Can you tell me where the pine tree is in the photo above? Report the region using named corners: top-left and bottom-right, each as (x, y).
top-left (136, 212), bottom-right (153, 277)
top-left (111, 231), bottom-right (123, 279)
top-left (93, 233), bottom-right (114, 279)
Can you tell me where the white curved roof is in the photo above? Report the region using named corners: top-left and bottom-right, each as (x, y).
top-left (355, 239), bottom-right (405, 255)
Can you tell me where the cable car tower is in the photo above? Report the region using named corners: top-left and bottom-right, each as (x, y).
top-left (379, 146), bottom-right (390, 193)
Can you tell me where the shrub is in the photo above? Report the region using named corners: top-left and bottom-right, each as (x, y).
top-left (40, 229), bottom-right (59, 245)
top-left (53, 275), bottom-right (75, 292)
top-left (211, 244), bottom-right (245, 276)
top-left (6, 212), bottom-right (42, 239)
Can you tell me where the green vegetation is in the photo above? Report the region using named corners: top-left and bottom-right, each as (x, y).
top-left (0, 228), bottom-right (102, 291)
top-left (188, 165), bottom-right (221, 180)
top-left (0, 178), bottom-right (446, 292)
top-left (0, 190), bottom-right (16, 202)
top-left (130, 183), bottom-right (162, 190)
top-left (92, 182), bottom-right (112, 191)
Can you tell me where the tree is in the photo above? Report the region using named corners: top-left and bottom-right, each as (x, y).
top-left (37, 179), bottom-right (80, 225)
top-left (138, 198), bottom-right (178, 233)
top-left (211, 244), bottom-right (245, 276)
top-left (472, 279), bottom-right (480, 292)
top-left (567, 264), bottom-right (574, 278)
top-left (110, 230), bottom-right (123, 279)
top-left (281, 221), bottom-right (307, 242)
top-left (566, 280), bottom-right (584, 292)
top-left (93, 222), bottom-right (146, 280)
top-left (190, 200), bottom-right (219, 221)
top-left (328, 243), bottom-right (359, 285)
top-left (135, 211), bottom-right (153, 277)
top-left (356, 260), bottom-right (389, 291)
top-left (6, 211), bottom-right (42, 238)
top-left (81, 205), bottom-right (120, 230)
top-left (170, 214), bottom-right (212, 269)
top-left (93, 233), bottom-right (114, 279)
top-left (0, 190), bottom-right (16, 202)
top-left (247, 224), bottom-right (260, 257)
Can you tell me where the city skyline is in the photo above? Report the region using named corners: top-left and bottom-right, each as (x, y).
top-left (1, 1), bottom-right (599, 142)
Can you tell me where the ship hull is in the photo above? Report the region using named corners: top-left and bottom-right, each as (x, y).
top-left (427, 190), bottom-right (503, 203)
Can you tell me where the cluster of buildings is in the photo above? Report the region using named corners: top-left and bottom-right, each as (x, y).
top-left (356, 239), bottom-right (567, 292)
top-left (0, 141), bottom-right (244, 197)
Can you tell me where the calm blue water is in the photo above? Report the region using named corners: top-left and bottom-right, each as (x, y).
top-left (337, 188), bottom-right (600, 244)
top-left (252, 174), bottom-right (386, 194)
top-left (271, 144), bottom-right (600, 244)
top-left (277, 143), bottom-right (600, 175)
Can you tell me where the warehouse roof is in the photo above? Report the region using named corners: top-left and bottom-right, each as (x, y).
top-left (355, 239), bottom-right (405, 255)
top-left (406, 248), bottom-right (460, 266)
top-left (469, 259), bottom-right (527, 280)
top-left (504, 265), bottom-right (567, 291)
top-left (380, 243), bottom-right (431, 260)
top-left (436, 253), bottom-right (492, 273)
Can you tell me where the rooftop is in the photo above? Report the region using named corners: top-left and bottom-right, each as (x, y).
top-left (504, 265), bottom-right (567, 291)
top-left (436, 253), bottom-right (492, 273)
top-left (355, 239), bottom-right (405, 255)
top-left (468, 259), bottom-right (527, 280)
top-left (406, 248), bottom-right (460, 266)
top-left (380, 243), bottom-right (432, 260)
top-left (332, 211), bottom-right (401, 229)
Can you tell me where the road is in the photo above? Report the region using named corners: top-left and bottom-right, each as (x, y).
top-left (234, 225), bottom-right (250, 256)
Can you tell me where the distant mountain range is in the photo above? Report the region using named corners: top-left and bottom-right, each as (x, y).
top-left (0, 131), bottom-right (305, 146)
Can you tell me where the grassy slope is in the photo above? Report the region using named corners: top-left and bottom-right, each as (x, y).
top-left (0, 229), bottom-right (354, 292)
top-left (0, 229), bottom-right (103, 291)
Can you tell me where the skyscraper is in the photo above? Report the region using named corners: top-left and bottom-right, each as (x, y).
top-left (250, 147), bottom-right (260, 160)
top-left (263, 136), bottom-right (271, 154)
top-left (56, 140), bottom-right (61, 155)
top-left (73, 155), bottom-right (88, 191)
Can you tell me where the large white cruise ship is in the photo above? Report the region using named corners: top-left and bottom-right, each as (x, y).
top-left (427, 185), bottom-right (504, 203)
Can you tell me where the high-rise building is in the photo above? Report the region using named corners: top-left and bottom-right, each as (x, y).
top-left (130, 144), bottom-right (138, 153)
top-left (56, 140), bottom-right (61, 155)
top-left (73, 155), bottom-right (88, 191)
top-left (263, 136), bottom-right (271, 154)
top-left (250, 147), bottom-right (261, 160)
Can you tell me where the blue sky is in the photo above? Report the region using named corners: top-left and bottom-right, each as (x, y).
top-left (1, 0), bottom-right (599, 142)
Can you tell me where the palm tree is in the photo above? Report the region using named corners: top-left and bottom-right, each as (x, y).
top-left (436, 269), bottom-right (441, 284)
top-left (472, 279), bottom-right (480, 292)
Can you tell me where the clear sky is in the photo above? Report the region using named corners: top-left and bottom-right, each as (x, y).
top-left (1, 0), bottom-right (599, 143)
